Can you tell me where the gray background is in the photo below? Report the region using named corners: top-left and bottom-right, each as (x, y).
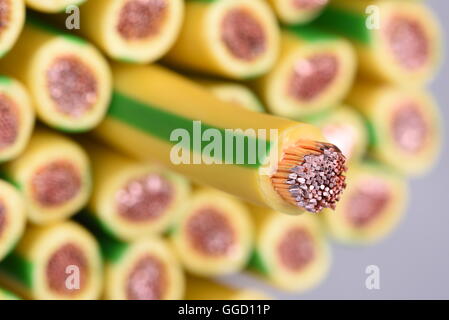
top-left (224, 0), bottom-right (449, 300)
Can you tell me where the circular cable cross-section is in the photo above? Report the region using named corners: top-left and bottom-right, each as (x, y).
top-left (164, 0), bottom-right (279, 79)
top-left (103, 237), bottom-right (184, 300)
top-left (78, 0), bottom-right (184, 63)
top-left (250, 206), bottom-right (330, 292)
top-left (2, 129), bottom-right (91, 225)
top-left (347, 83), bottom-right (441, 176)
top-left (170, 189), bottom-right (253, 276)
top-left (0, 180), bottom-right (26, 262)
top-left (0, 221), bottom-right (102, 300)
top-left (84, 142), bottom-right (190, 241)
top-left (0, 77), bottom-right (34, 162)
top-left (0, 22), bottom-right (112, 132)
top-left (254, 28), bottom-right (356, 119)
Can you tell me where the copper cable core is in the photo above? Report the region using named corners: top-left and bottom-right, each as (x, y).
top-left (186, 207), bottom-right (235, 257)
top-left (221, 8), bottom-right (267, 61)
top-left (126, 255), bottom-right (167, 300)
top-left (271, 141), bottom-right (347, 213)
top-left (278, 228), bottom-right (315, 271)
top-left (116, 173), bottom-right (174, 222)
top-left (322, 123), bottom-right (358, 159)
top-left (117, 0), bottom-right (167, 40)
top-left (46, 243), bottom-right (88, 295)
top-left (31, 160), bottom-right (82, 207)
top-left (293, 0), bottom-right (328, 10)
top-left (0, 200), bottom-right (6, 238)
top-left (386, 16), bottom-right (429, 70)
top-left (392, 103), bottom-right (428, 153)
top-left (288, 54), bottom-right (339, 102)
top-left (0, 0), bottom-right (10, 34)
top-left (47, 55), bottom-right (98, 118)
top-left (346, 178), bottom-right (391, 227)
top-left (0, 93), bottom-right (19, 151)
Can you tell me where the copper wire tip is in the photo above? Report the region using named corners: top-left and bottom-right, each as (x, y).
top-left (272, 141), bottom-right (347, 213)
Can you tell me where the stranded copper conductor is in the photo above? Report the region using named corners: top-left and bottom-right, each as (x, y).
top-left (346, 178), bottom-right (391, 227)
top-left (386, 16), bottom-right (429, 70)
top-left (0, 0), bottom-right (10, 34)
top-left (117, 0), bottom-right (167, 40)
top-left (277, 228), bottom-right (315, 272)
top-left (0, 93), bottom-right (19, 151)
top-left (0, 200), bottom-right (6, 238)
top-left (31, 160), bottom-right (82, 207)
top-left (186, 208), bottom-right (235, 256)
top-left (288, 54), bottom-right (339, 102)
top-left (46, 243), bottom-right (88, 295)
top-left (47, 56), bottom-right (98, 118)
top-left (221, 8), bottom-right (267, 61)
top-left (126, 255), bottom-right (167, 300)
top-left (293, 0), bottom-right (328, 10)
top-left (116, 173), bottom-right (174, 222)
top-left (273, 142), bottom-right (347, 213)
top-left (392, 103), bottom-right (428, 153)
